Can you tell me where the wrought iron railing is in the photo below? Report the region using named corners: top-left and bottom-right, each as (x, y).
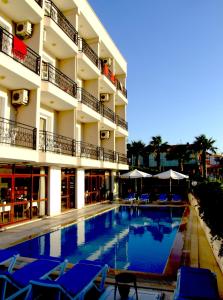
top-left (0, 26), bottom-right (40, 75)
top-left (117, 152), bottom-right (128, 164)
top-left (102, 148), bottom-right (115, 162)
top-left (77, 88), bottom-right (100, 112)
top-left (39, 130), bottom-right (75, 156)
top-left (100, 104), bottom-right (115, 123)
top-left (35, 0), bottom-right (43, 7)
top-left (116, 79), bottom-right (127, 98)
top-left (0, 117), bottom-right (36, 149)
top-left (42, 62), bottom-right (77, 98)
top-left (76, 141), bottom-right (98, 160)
top-left (44, 0), bottom-right (78, 45)
top-left (116, 115), bottom-right (128, 130)
top-left (79, 38), bottom-right (100, 68)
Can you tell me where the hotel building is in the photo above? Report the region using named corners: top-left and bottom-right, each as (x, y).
top-left (0, 0), bottom-right (128, 227)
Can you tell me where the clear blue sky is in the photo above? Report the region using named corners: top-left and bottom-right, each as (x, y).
top-left (88, 0), bottom-right (223, 152)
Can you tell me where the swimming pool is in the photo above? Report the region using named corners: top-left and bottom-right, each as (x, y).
top-left (8, 206), bottom-right (184, 273)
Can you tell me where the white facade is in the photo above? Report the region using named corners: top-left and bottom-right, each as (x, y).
top-left (0, 0), bottom-right (128, 225)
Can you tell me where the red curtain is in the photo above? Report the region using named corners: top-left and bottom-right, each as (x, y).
top-left (103, 64), bottom-right (109, 76)
top-left (12, 36), bottom-right (27, 60)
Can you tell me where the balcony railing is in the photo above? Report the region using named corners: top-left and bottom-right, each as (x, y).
top-left (0, 117), bottom-right (36, 149)
top-left (117, 152), bottom-right (128, 164)
top-left (79, 38), bottom-right (100, 69)
top-left (101, 62), bottom-right (116, 86)
top-left (77, 88), bottom-right (100, 113)
top-left (76, 141), bottom-right (98, 160)
top-left (39, 130), bottom-right (75, 156)
top-left (42, 62), bottom-right (77, 98)
top-left (0, 26), bottom-right (40, 75)
top-left (44, 0), bottom-right (78, 45)
top-left (102, 148), bottom-right (115, 162)
top-left (35, 0), bottom-right (43, 7)
top-left (100, 104), bottom-right (115, 123)
top-left (116, 115), bottom-right (128, 130)
top-left (116, 79), bottom-right (127, 98)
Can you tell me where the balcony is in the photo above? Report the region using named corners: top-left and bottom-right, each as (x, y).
top-left (116, 79), bottom-right (127, 98)
top-left (76, 141), bottom-right (98, 160)
top-left (0, 117), bottom-right (36, 150)
top-left (100, 104), bottom-right (116, 123)
top-left (44, 0), bottom-right (78, 59)
top-left (77, 38), bottom-right (101, 80)
top-left (39, 130), bottom-right (75, 156)
top-left (116, 115), bottom-right (128, 131)
top-left (41, 62), bottom-right (78, 110)
top-left (117, 152), bottom-right (128, 164)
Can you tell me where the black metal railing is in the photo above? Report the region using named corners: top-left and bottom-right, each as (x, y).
top-left (39, 130), bottom-right (75, 156)
top-left (76, 141), bottom-right (98, 160)
top-left (42, 62), bottom-right (77, 98)
top-left (116, 115), bottom-right (128, 130)
top-left (35, 0), bottom-right (43, 7)
top-left (117, 152), bottom-right (128, 164)
top-left (79, 38), bottom-right (100, 68)
top-left (116, 79), bottom-right (127, 98)
top-left (100, 104), bottom-right (115, 123)
top-left (102, 148), bottom-right (115, 162)
top-left (0, 26), bottom-right (40, 75)
top-left (77, 88), bottom-right (100, 112)
top-left (0, 117), bottom-right (36, 149)
top-left (44, 0), bottom-right (78, 45)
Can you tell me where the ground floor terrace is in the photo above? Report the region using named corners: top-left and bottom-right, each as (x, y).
top-left (0, 163), bottom-right (118, 228)
top-left (0, 201), bottom-right (222, 299)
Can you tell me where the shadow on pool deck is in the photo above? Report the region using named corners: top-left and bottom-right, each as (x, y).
top-left (0, 201), bottom-right (223, 299)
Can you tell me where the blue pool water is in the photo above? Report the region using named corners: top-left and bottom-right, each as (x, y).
top-left (8, 206), bottom-right (184, 273)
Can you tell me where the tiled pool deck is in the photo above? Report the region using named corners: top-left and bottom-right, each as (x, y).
top-left (0, 201), bottom-right (223, 299)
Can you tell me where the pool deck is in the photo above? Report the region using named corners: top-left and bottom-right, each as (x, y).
top-left (0, 201), bottom-right (223, 299)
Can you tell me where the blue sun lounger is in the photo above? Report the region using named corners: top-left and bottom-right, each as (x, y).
top-left (171, 194), bottom-right (182, 203)
top-left (27, 260), bottom-right (109, 300)
top-left (124, 192), bottom-right (136, 203)
top-left (139, 193), bottom-right (150, 203)
top-left (0, 258), bottom-right (67, 300)
top-left (157, 193), bottom-right (168, 203)
top-left (0, 249), bottom-right (19, 273)
top-left (173, 266), bottom-right (219, 300)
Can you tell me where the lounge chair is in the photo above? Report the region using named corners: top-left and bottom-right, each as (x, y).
top-left (139, 193), bottom-right (150, 204)
top-left (27, 260), bottom-right (109, 300)
top-left (157, 193), bottom-right (168, 203)
top-left (0, 249), bottom-right (19, 273)
top-left (173, 266), bottom-right (219, 300)
top-left (123, 192), bottom-right (136, 203)
top-left (171, 194), bottom-right (182, 203)
top-left (0, 258), bottom-right (67, 300)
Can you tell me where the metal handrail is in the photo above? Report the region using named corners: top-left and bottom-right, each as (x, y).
top-left (76, 141), bottom-right (98, 160)
top-left (79, 38), bottom-right (100, 68)
top-left (116, 79), bottom-right (127, 98)
top-left (0, 26), bottom-right (40, 75)
top-left (0, 117), bottom-right (36, 149)
top-left (39, 130), bottom-right (75, 156)
top-left (44, 0), bottom-right (78, 45)
top-left (100, 103), bottom-right (115, 123)
top-left (42, 62), bottom-right (77, 98)
top-left (77, 88), bottom-right (100, 112)
top-left (116, 115), bottom-right (128, 130)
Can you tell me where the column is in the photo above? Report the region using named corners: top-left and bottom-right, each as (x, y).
top-left (47, 166), bottom-right (61, 216)
top-left (75, 168), bottom-right (85, 209)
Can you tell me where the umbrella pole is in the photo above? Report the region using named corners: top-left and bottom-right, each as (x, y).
top-left (170, 178), bottom-right (171, 193)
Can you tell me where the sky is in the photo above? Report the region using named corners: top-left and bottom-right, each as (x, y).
top-left (88, 0), bottom-right (223, 153)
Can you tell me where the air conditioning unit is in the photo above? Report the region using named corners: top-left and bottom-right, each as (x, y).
top-left (102, 57), bottom-right (112, 66)
top-left (45, 2), bottom-right (58, 22)
top-left (12, 90), bottom-right (29, 105)
top-left (16, 21), bottom-right (32, 39)
top-left (100, 130), bottom-right (110, 139)
top-left (100, 93), bottom-right (110, 102)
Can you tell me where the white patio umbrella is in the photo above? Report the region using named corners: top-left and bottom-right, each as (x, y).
top-left (153, 169), bottom-right (189, 193)
top-left (120, 169), bottom-right (152, 194)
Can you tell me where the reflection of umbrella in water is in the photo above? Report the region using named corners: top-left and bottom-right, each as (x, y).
top-left (153, 169), bottom-right (189, 193)
top-left (120, 169), bottom-right (152, 193)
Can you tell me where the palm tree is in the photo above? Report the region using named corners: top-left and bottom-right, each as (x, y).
top-left (148, 136), bottom-right (168, 171)
top-left (166, 143), bottom-right (192, 172)
top-left (127, 140), bottom-right (145, 168)
top-left (193, 134), bottom-right (217, 179)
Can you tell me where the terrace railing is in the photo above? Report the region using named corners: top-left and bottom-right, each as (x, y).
top-left (35, 0), bottom-right (43, 7)
top-left (116, 79), bottom-right (127, 98)
top-left (116, 115), bottom-right (128, 130)
top-left (44, 0), bottom-right (78, 45)
top-left (76, 141), bottom-right (98, 160)
top-left (39, 130), bottom-right (75, 156)
top-left (100, 104), bottom-right (115, 123)
top-left (77, 88), bottom-right (100, 113)
top-left (0, 117), bottom-right (36, 149)
top-left (79, 38), bottom-right (100, 69)
top-left (117, 152), bottom-right (128, 164)
top-left (0, 26), bottom-right (40, 75)
top-left (42, 62), bottom-right (77, 98)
